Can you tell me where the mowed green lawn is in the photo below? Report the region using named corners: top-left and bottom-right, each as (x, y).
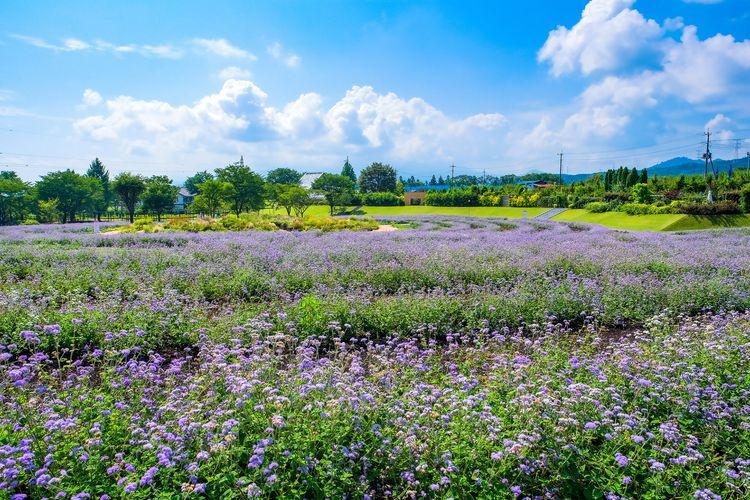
top-left (352, 206), bottom-right (548, 218)
top-left (262, 205), bottom-right (548, 218)
top-left (553, 209), bottom-right (750, 231)
top-left (552, 209), bottom-right (684, 231)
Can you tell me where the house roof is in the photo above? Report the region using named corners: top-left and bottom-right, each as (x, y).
top-left (299, 172), bottom-right (324, 190)
top-left (178, 187), bottom-right (195, 197)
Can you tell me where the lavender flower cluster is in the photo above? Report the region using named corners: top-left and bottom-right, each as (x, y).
top-left (0, 219), bottom-right (749, 497)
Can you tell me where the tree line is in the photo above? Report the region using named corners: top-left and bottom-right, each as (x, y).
top-left (0, 157), bottom-right (402, 225)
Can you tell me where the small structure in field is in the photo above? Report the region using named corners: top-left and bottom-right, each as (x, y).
top-left (174, 188), bottom-right (196, 213)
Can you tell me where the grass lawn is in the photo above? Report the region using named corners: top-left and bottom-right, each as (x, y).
top-left (553, 210), bottom-right (750, 231)
top-left (262, 205), bottom-right (549, 219)
top-left (663, 214), bottom-right (750, 231)
top-left (351, 205), bottom-right (548, 218)
top-left (552, 209), bottom-right (685, 231)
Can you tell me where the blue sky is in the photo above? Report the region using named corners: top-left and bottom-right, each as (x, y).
top-left (1, 0), bottom-right (749, 182)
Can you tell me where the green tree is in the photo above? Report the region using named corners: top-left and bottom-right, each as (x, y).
top-left (215, 161), bottom-right (266, 215)
top-left (191, 179), bottom-right (232, 216)
top-left (631, 183), bottom-right (653, 204)
top-left (266, 168), bottom-right (302, 185)
top-left (0, 172), bottom-right (31, 225)
top-left (37, 170), bottom-right (101, 223)
top-left (184, 171), bottom-right (214, 194)
top-left (113, 172), bottom-right (146, 223)
top-left (275, 184), bottom-right (310, 216)
top-left (37, 199), bottom-right (60, 223)
top-left (311, 173), bottom-right (355, 215)
top-left (639, 168), bottom-right (648, 184)
top-left (86, 158), bottom-right (110, 221)
top-left (341, 158), bottom-right (357, 185)
top-left (358, 162), bottom-right (397, 193)
top-left (627, 167), bottom-right (639, 188)
top-left (142, 176), bottom-right (179, 221)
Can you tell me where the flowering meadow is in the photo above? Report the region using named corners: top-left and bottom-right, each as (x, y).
top-left (1, 218), bottom-right (750, 498)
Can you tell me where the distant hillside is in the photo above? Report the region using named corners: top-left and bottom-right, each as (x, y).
top-left (553, 156), bottom-right (748, 184)
top-left (646, 157), bottom-right (744, 177)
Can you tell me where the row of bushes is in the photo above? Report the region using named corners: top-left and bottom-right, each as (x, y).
top-left (584, 200), bottom-right (742, 216)
top-left (350, 192), bottom-right (404, 206)
top-left (111, 213), bottom-right (380, 233)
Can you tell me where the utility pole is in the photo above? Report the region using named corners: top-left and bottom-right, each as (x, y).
top-left (451, 164), bottom-right (455, 185)
top-left (703, 130), bottom-right (714, 180)
top-left (558, 152), bottom-right (564, 188)
top-left (747, 151), bottom-right (750, 170)
top-left (483, 169), bottom-right (486, 185)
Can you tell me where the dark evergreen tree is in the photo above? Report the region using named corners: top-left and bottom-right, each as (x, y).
top-left (627, 167), bottom-right (639, 188)
top-left (86, 158), bottom-right (110, 220)
top-left (341, 157), bottom-right (357, 185)
top-left (429, 174), bottom-right (437, 185)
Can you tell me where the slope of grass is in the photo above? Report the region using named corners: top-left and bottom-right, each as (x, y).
top-left (663, 214), bottom-right (750, 231)
top-left (552, 209), bottom-right (685, 231)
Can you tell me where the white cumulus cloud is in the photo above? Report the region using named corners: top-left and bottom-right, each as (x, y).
top-left (538, 0), bottom-right (662, 76)
top-left (73, 80), bottom-right (506, 170)
top-left (81, 89), bottom-right (103, 107)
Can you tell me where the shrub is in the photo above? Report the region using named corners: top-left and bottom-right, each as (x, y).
top-left (361, 192), bottom-right (404, 206)
top-left (425, 188), bottom-right (479, 206)
top-left (619, 203), bottom-right (674, 215)
top-left (584, 201), bottom-right (608, 213)
top-left (740, 185), bottom-right (750, 213)
top-left (680, 201), bottom-right (741, 215)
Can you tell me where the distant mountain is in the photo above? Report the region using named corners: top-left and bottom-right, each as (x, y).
top-left (646, 157), bottom-right (745, 177)
top-left (551, 156), bottom-right (749, 184)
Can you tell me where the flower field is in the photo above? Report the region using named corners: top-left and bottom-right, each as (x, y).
top-left (2, 218), bottom-right (750, 498)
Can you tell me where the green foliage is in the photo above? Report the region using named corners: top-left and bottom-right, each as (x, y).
top-left (311, 173), bottom-right (355, 215)
top-left (585, 201), bottom-right (609, 213)
top-left (141, 175), bottom-right (179, 221)
top-left (184, 170), bottom-right (214, 194)
top-left (340, 158), bottom-right (357, 185)
top-left (215, 161), bottom-right (266, 215)
top-left (740, 184), bottom-right (750, 213)
top-left (37, 199), bottom-right (60, 223)
top-left (191, 179), bottom-right (233, 215)
top-left (266, 167), bottom-right (302, 185)
top-left (425, 187), bottom-right (479, 206)
top-left (37, 169), bottom-right (102, 223)
top-left (360, 191), bottom-right (404, 206)
top-left (630, 182), bottom-right (653, 204)
top-left (620, 203), bottom-right (678, 215)
top-left (0, 172), bottom-right (31, 225)
top-left (112, 172), bottom-right (146, 223)
top-left (273, 184), bottom-right (313, 216)
top-left (680, 201), bottom-right (741, 215)
top-left (85, 158), bottom-right (111, 219)
top-left (358, 162), bottom-right (397, 193)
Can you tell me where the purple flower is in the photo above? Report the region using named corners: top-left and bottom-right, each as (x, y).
top-left (649, 460), bottom-right (666, 472)
top-left (614, 453), bottom-right (629, 467)
top-left (511, 485), bottom-right (522, 497)
top-left (124, 483), bottom-right (137, 493)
